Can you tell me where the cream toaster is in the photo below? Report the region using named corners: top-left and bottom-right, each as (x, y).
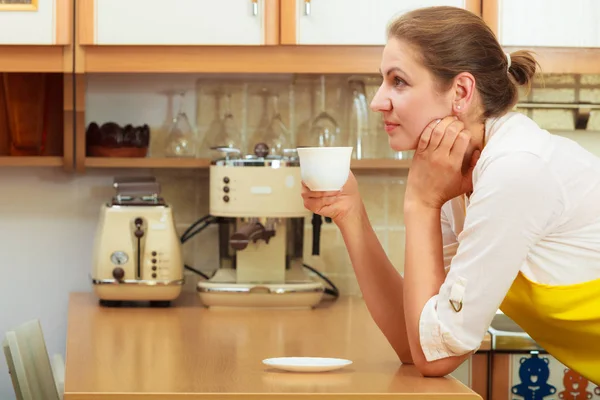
top-left (91, 177), bottom-right (184, 307)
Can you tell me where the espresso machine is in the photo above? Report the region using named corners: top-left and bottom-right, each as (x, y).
top-left (196, 144), bottom-right (326, 308)
top-left (91, 177), bottom-right (184, 307)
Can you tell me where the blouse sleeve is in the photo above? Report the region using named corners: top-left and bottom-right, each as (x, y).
top-left (418, 151), bottom-right (565, 361)
top-left (440, 204), bottom-right (458, 270)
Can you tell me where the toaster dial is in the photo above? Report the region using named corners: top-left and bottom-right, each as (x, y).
top-left (110, 251), bottom-right (129, 266)
top-left (112, 267), bottom-right (125, 280)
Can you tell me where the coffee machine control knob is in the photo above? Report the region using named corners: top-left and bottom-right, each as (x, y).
top-left (254, 142), bottom-right (269, 158)
top-left (112, 267), bottom-right (125, 280)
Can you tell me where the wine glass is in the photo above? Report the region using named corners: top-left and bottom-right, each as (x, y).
top-left (218, 92), bottom-right (242, 150)
top-left (164, 92), bottom-right (197, 158)
top-left (248, 88), bottom-right (272, 155)
top-left (298, 76), bottom-right (341, 148)
top-left (200, 91), bottom-right (241, 158)
top-left (263, 94), bottom-right (291, 156)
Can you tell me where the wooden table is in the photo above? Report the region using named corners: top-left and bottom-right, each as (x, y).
top-left (64, 292), bottom-right (482, 399)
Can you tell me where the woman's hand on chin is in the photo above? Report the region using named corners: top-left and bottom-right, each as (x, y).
top-left (405, 116), bottom-right (481, 211)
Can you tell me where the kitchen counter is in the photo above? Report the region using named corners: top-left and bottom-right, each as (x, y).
top-left (64, 292), bottom-right (482, 400)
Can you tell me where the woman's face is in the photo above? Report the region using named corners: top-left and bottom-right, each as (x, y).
top-left (370, 37), bottom-right (454, 151)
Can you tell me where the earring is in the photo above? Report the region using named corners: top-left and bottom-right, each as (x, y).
top-left (456, 105), bottom-right (462, 110)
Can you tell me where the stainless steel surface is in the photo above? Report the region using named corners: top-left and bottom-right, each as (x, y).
top-left (304, 0), bottom-right (311, 15)
top-left (196, 284), bottom-right (324, 294)
top-left (517, 102), bottom-right (600, 110)
top-left (210, 146), bottom-right (299, 167)
top-left (110, 177), bottom-right (165, 206)
top-left (488, 312), bottom-right (545, 352)
top-left (113, 177), bottom-right (161, 197)
top-left (92, 278), bottom-right (185, 286)
top-left (212, 157), bottom-right (299, 167)
top-left (516, 102), bottom-right (600, 130)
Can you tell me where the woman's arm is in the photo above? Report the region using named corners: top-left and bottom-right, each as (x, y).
top-left (337, 202), bottom-right (413, 364)
top-left (337, 194), bottom-right (459, 365)
top-left (301, 174), bottom-right (416, 364)
top-left (403, 203), bottom-right (472, 375)
top-left (402, 151), bottom-right (564, 377)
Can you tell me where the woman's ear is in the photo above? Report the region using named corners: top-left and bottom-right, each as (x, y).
top-left (451, 72), bottom-right (476, 115)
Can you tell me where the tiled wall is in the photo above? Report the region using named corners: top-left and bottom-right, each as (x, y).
top-left (86, 73), bottom-right (600, 297)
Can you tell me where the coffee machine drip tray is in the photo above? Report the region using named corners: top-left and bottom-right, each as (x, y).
top-left (197, 268), bottom-right (324, 309)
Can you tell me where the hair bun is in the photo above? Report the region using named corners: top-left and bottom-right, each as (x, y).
top-left (507, 50), bottom-right (539, 87)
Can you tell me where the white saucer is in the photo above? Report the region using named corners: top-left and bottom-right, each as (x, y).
top-left (262, 357), bottom-right (353, 372)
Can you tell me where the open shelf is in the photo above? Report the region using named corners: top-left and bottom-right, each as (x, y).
top-left (82, 157), bottom-right (411, 170)
top-left (84, 157), bottom-right (211, 168)
top-left (0, 72), bottom-right (70, 169)
top-left (352, 159), bottom-right (411, 170)
top-left (0, 156), bottom-right (64, 167)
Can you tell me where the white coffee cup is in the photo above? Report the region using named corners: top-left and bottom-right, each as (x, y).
top-left (296, 147), bottom-right (353, 191)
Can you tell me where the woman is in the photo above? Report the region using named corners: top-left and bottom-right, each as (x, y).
top-left (301, 6), bottom-right (600, 383)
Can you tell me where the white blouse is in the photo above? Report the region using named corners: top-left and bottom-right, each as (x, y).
top-left (418, 111), bottom-right (600, 361)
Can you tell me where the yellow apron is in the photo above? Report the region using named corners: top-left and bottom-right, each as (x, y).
top-left (463, 191), bottom-right (600, 385)
top-left (499, 272), bottom-right (600, 385)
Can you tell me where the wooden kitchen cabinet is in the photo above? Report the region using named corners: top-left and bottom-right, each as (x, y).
top-left (483, 0), bottom-right (600, 73)
top-left (0, 0), bottom-right (72, 72)
top-left (79, 0), bottom-right (279, 46)
top-left (0, 0), bottom-right (74, 169)
top-left (485, 0), bottom-right (599, 48)
top-left (76, 0), bottom-right (600, 74)
top-left (77, 0), bottom-right (480, 73)
top-left (281, 0), bottom-right (482, 45)
top-left (0, 0), bottom-right (70, 46)
top-left (75, 0), bottom-right (383, 73)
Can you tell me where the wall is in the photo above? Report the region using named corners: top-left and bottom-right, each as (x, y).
top-left (0, 72), bottom-right (599, 398)
top-left (0, 167), bottom-right (121, 399)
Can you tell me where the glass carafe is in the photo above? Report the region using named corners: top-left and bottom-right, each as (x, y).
top-left (164, 93), bottom-right (197, 158)
top-left (347, 78), bottom-right (375, 159)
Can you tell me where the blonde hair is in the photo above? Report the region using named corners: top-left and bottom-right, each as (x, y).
top-left (387, 6), bottom-right (540, 120)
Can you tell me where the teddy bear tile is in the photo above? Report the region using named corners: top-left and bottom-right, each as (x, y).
top-left (510, 353), bottom-right (599, 400)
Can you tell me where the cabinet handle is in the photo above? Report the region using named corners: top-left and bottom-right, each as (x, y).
top-left (304, 0), bottom-right (311, 15)
top-left (252, 0), bottom-right (258, 16)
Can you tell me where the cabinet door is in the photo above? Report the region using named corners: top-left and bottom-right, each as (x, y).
top-left (487, 0), bottom-right (600, 48)
top-left (282, 0), bottom-right (481, 45)
top-left (89, 0), bottom-right (277, 45)
top-left (0, 0), bottom-right (69, 45)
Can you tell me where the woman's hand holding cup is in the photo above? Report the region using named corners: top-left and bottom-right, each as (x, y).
top-left (297, 146), bottom-right (363, 226)
top-left (300, 172), bottom-right (362, 225)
